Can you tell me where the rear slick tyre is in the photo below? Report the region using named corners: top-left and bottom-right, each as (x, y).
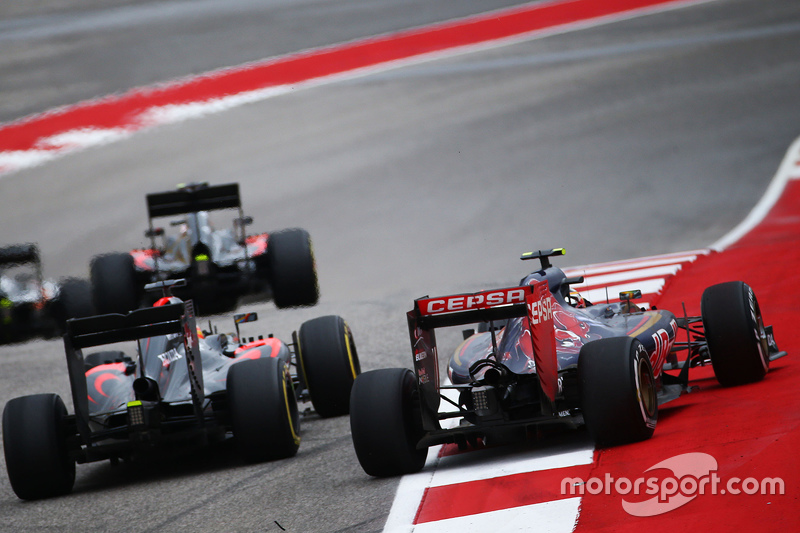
top-left (3, 394), bottom-right (76, 500)
top-left (57, 277), bottom-right (96, 322)
top-left (267, 228), bottom-right (319, 309)
top-left (297, 315), bottom-right (360, 418)
top-left (350, 368), bottom-right (427, 477)
top-left (90, 253), bottom-right (140, 314)
top-left (578, 337), bottom-right (657, 447)
top-left (701, 281), bottom-right (769, 387)
top-left (227, 357), bottom-right (300, 462)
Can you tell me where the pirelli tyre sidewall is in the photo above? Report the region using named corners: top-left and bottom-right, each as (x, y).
top-left (701, 281), bottom-right (769, 387)
top-left (578, 336), bottom-right (657, 447)
top-left (227, 357), bottom-right (300, 462)
top-left (297, 315), bottom-right (360, 418)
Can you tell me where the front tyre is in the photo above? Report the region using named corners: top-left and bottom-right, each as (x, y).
top-left (297, 315), bottom-right (360, 418)
top-left (267, 228), bottom-right (319, 308)
top-left (350, 368), bottom-right (427, 477)
top-left (3, 394), bottom-right (76, 500)
top-left (578, 337), bottom-right (657, 446)
top-left (701, 281), bottom-right (769, 387)
top-left (227, 357), bottom-right (300, 462)
top-left (90, 253), bottom-right (140, 314)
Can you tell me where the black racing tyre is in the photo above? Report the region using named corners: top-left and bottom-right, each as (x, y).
top-left (3, 394), bottom-right (76, 500)
top-left (297, 315), bottom-right (360, 418)
top-left (350, 368), bottom-right (427, 477)
top-left (84, 350), bottom-right (130, 371)
top-left (578, 337), bottom-right (657, 447)
top-left (267, 228), bottom-right (319, 309)
top-left (701, 281), bottom-right (769, 387)
top-left (90, 253), bottom-right (140, 314)
top-left (57, 278), bottom-right (96, 324)
top-left (227, 357), bottom-right (300, 462)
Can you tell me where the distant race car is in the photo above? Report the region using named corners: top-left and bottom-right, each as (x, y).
top-left (90, 182), bottom-right (318, 315)
top-left (0, 243), bottom-right (94, 343)
top-left (350, 248), bottom-right (787, 476)
top-left (2, 280), bottom-right (360, 500)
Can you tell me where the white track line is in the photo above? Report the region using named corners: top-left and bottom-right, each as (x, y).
top-left (411, 498), bottom-right (582, 533)
top-left (431, 446), bottom-right (594, 488)
top-left (711, 135), bottom-right (800, 251)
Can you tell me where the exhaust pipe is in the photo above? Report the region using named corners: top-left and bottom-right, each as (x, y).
top-left (133, 377), bottom-right (160, 402)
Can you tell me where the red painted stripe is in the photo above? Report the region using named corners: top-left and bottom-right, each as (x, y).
top-left (414, 463), bottom-right (594, 524)
top-left (0, 0), bottom-right (694, 153)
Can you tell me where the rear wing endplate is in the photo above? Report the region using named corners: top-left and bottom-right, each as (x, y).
top-left (146, 183), bottom-right (241, 218)
top-left (408, 281), bottom-right (559, 418)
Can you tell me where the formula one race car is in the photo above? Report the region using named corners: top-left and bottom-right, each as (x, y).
top-left (2, 280), bottom-right (360, 500)
top-left (350, 248), bottom-right (786, 476)
top-left (0, 243), bottom-right (94, 343)
top-left (90, 182), bottom-right (318, 315)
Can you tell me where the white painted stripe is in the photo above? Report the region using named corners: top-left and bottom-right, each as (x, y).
top-left (38, 127), bottom-right (133, 149)
top-left (382, 445), bottom-right (446, 533)
top-left (0, 149), bottom-right (63, 170)
top-left (410, 497), bottom-right (582, 533)
top-left (431, 445), bottom-right (594, 488)
top-left (563, 250), bottom-right (706, 277)
top-left (570, 264), bottom-right (682, 289)
top-left (712, 135), bottom-right (800, 250)
top-left (580, 278), bottom-right (668, 304)
top-left (139, 86), bottom-right (293, 126)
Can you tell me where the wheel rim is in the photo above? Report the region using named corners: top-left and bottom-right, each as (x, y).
top-left (635, 354), bottom-right (657, 423)
top-left (281, 366), bottom-right (301, 446)
top-left (751, 297), bottom-right (769, 372)
top-left (343, 322), bottom-right (361, 378)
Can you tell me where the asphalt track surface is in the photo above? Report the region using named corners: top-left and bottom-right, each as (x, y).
top-left (0, 0), bottom-right (534, 124)
top-left (0, 0), bottom-right (799, 531)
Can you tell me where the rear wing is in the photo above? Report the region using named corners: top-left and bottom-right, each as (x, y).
top-left (65, 303), bottom-right (184, 349)
top-left (64, 302), bottom-right (203, 444)
top-left (408, 281), bottom-right (558, 418)
top-left (0, 243), bottom-right (40, 267)
top-left (146, 183), bottom-right (241, 219)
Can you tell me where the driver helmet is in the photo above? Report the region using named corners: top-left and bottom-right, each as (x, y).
top-left (153, 296), bottom-right (182, 307)
top-left (567, 289), bottom-right (586, 308)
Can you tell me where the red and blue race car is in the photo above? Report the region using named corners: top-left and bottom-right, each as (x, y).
top-left (350, 248), bottom-right (786, 476)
